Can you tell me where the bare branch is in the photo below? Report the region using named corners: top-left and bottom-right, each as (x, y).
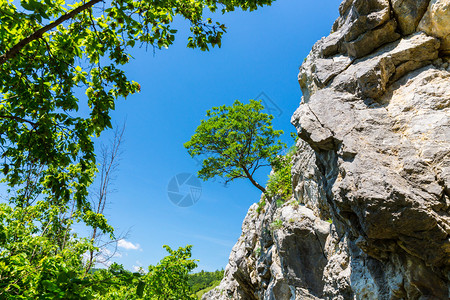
top-left (85, 122), bottom-right (125, 272)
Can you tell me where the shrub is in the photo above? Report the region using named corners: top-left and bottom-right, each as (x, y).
top-left (276, 199), bottom-right (284, 208)
top-left (256, 199), bottom-right (266, 214)
top-left (266, 145), bottom-right (296, 201)
top-left (269, 219), bottom-right (283, 231)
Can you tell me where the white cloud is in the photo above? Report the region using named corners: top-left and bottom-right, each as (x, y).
top-left (118, 239), bottom-right (142, 251)
top-left (101, 248), bottom-right (122, 258)
top-left (132, 261), bottom-right (146, 274)
top-left (102, 248), bottom-right (112, 256)
top-left (132, 265), bottom-right (142, 272)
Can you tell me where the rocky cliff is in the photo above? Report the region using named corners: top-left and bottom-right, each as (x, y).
top-left (204, 1), bottom-right (450, 299)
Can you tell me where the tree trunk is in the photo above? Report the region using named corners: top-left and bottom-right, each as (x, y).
top-left (242, 166), bottom-right (271, 201)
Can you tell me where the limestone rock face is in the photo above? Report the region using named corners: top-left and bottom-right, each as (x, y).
top-left (204, 191), bottom-right (335, 300)
top-left (392, 0), bottom-right (430, 35)
top-left (418, 0), bottom-right (450, 55)
top-left (204, 0), bottom-right (449, 299)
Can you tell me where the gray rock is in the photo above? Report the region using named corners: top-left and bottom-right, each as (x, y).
top-left (392, 0), bottom-right (430, 35)
top-left (342, 19), bottom-right (401, 58)
top-left (332, 32), bottom-right (440, 99)
top-left (418, 0), bottom-right (450, 55)
top-left (204, 197), bottom-right (335, 300)
top-left (205, 1), bottom-right (450, 299)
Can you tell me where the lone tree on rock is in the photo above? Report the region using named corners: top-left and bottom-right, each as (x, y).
top-left (185, 100), bottom-right (285, 197)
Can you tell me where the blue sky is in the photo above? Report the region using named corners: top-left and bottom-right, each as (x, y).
top-left (0, 0), bottom-right (341, 272)
top-left (94, 0), bottom-right (341, 272)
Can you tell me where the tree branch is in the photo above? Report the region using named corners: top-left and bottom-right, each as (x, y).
top-left (0, 0), bottom-right (103, 65)
top-left (242, 165), bottom-right (266, 196)
top-left (0, 115), bottom-right (36, 126)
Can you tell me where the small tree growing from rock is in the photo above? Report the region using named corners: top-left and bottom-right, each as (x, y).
top-left (185, 100), bottom-right (285, 198)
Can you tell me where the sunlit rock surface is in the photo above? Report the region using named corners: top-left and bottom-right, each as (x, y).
top-left (204, 0), bottom-right (449, 299)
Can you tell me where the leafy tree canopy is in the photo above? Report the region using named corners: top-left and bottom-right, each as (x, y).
top-left (145, 245), bottom-right (198, 299)
top-left (185, 100), bottom-right (285, 195)
top-left (0, 0), bottom-right (274, 233)
top-left (0, 200), bottom-right (197, 298)
top-left (91, 245), bottom-right (197, 299)
top-left (0, 0), bottom-right (274, 297)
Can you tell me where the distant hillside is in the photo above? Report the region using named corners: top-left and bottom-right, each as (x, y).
top-left (189, 269), bottom-right (224, 298)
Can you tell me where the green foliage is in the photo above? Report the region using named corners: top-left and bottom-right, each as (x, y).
top-left (0, 202), bottom-right (95, 299)
top-left (291, 200), bottom-right (300, 210)
top-left (266, 145), bottom-right (296, 201)
top-left (269, 219), bottom-right (283, 231)
top-left (188, 269), bottom-right (224, 297)
top-left (89, 263), bottom-right (144, 299)
top-left (0, 0), bottom-right (272, 298)
top-left (90, 245), bottom-right (198, 299)
top-left (145, 245), bottom-right (198, 300)
top-left (185, 100), bottom-right (285, 194)
top-left (89, 245), bottom-right (197, 299)
top-left (276, 199), bottom-right (284, 208)
top-left (326, 218), bottom-right (333, 224)
top-left (0, 0), bottom-right (274, 238)
top-left (0, 205), bottom-right (197, 299)
top-left (256, 198), bottom-right (266, 214)
top-left (254, 247), bottom-right (261, 257)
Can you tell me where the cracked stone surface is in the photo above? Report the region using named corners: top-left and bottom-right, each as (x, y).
top-left (418, 0), bottom-right (450, 55)
top-left (391, 0), bottom-right (430, 35)
top-left (204, 0), bottom-right (450, 299)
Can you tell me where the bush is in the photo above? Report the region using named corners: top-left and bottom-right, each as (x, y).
top-left (266, 146), bottom-right (296, 201)
top-left (269, 219), bottom-right (283, 231)
top-left (256, 199), bottom-right (266, 214)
